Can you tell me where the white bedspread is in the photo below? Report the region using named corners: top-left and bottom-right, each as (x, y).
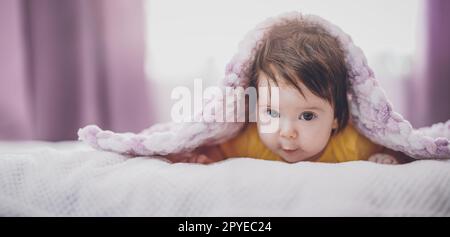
top-left (0, 141), bottom-right (449, 217)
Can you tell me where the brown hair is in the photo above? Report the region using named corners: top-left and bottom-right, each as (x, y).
top-left (249, 19), bottom-right (349, 132)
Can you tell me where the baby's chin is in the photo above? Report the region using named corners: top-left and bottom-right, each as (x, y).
top-left (276, 149), bottom-right (323, 163)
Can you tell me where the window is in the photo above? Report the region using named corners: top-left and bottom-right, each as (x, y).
top-left (145, 0), bottom-right (421, 83)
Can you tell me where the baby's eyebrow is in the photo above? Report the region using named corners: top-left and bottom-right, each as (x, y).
top-left (259, 105), bottom-right (324, 112)
top-left (298, 106), bottom-right (325, 111)
top-left (259, 105), bottom-right (278, 109)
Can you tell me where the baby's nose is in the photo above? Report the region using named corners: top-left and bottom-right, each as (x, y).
top-left (279, 123), bottom-right (297, 139)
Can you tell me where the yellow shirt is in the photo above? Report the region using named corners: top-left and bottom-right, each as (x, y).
top-left (219, 123), bottom-right (383, 163)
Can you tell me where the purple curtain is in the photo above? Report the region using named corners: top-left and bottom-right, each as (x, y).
top-left (0, 0), bottom-right (153, 141)
top-left (409, 0), bottom-right (450, 128)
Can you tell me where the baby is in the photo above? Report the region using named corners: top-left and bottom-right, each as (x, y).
top-left (167, 19), bottom-right (413, 165)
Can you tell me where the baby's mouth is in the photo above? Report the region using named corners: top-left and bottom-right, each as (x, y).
top-left (281, 147), bottom-right (299, 154)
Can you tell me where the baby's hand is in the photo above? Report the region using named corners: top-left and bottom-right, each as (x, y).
top-left (189, 145), bottom-right (226, 164)
top-left (187, 153), bottom-right (220, 164)
top-left (368, 153), bottom-right (399, 165)
top-left (164, 145), bottom-right (225, 164)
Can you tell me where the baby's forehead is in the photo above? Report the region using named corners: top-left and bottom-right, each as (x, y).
top-left (257, 78), bottom-right (310, 100)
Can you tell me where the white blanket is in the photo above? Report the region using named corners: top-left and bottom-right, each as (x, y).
top-left (0, 141), bottom-right (449, 217)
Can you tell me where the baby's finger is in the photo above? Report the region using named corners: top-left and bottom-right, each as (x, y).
top-left (187, 154), bottom-right (199, 163)
top-left (196, 154), bottom-right (210, 164)
top-left (382, 158), bottom-right (392, 164)
top-left (389, 158), bottom-right (399, 165)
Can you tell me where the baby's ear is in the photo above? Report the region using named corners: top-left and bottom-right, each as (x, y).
top-left (332, 118), bottom-right (338, 129)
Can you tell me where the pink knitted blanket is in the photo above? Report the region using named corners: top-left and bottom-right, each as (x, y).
top-left (78, 12), bottom-right (450, 159)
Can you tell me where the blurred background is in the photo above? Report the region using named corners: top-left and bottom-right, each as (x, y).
top-left (0, 0), bottom-right (449, 141)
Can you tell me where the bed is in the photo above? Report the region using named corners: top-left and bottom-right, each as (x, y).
top-left (0, 141), bottom-right (449, 217)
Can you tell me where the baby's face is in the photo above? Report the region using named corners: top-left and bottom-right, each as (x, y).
top-left (256, 75), bottom-right (338, 163)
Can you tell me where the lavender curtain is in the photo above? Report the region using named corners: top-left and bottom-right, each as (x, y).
top-left (0, 0), bottom-right (153, 141)
top-left (409, 0), bottom-right (450, 128)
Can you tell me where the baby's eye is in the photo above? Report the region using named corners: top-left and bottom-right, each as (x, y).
top-left (266, 108), bottom-right (280, 118)
top-left (299, 111), bottom-right (317, 121)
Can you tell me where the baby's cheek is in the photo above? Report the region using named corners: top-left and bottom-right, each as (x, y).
top-left (300, 130), bottom-right (330, 152)
top-left (258, 132), bottom-right (278, 150)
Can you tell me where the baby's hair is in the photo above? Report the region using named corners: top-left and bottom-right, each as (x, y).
top-left (249, 19), bottom-right (349, 133)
